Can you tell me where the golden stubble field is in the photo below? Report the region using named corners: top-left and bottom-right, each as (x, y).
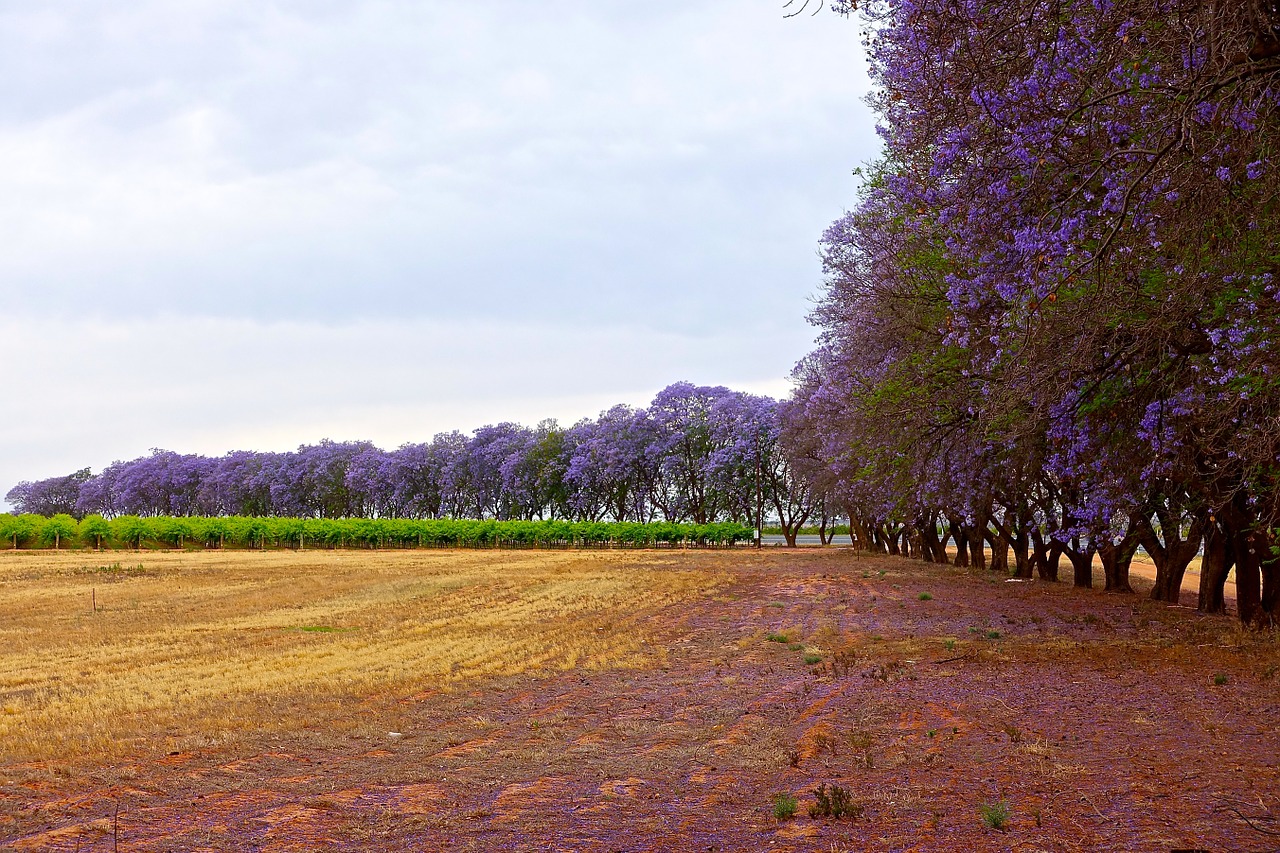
top-left (0, 549), bottom-right (728, 763)
top-left (2, 547), bottom-right (1277, 852)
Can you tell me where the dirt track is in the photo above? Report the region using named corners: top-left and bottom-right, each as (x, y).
top-left (2, 549), bottom-right (1277, 851)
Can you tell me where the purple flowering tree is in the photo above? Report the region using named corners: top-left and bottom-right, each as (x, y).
top-left (796, 0), bottom-right (1280, 621)
top-left (6, 469), bottom-right (92, 517)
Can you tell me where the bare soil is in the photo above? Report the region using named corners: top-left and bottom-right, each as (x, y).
top-left (2, 549), bottom-right (1278, 852)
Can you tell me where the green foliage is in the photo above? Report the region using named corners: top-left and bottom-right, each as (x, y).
top-left (771, 793), bottom-right (798, 821)
top-left (153, 516), bottom-right (194, 548)
top-left (979, 799), bottom-right (1011, 830)
top-left (0, 514), bottom-right (42, 549)
top-left (1213, 673), bottom-right (1229, 686)
top-left (766, 632), bottom-right (790, 643)
top-left (110, 516), bottom-right (149, 549)
top-left (803, 653), bottom-right (823, 665)
top-left (0, 516), bottom-right (756, 551)
top-left (40, 514), bottom-right (78, 549)
top-left (918, 592), bottom-right (933, 601)
top-left (78, 514), bottom-right (112, 549)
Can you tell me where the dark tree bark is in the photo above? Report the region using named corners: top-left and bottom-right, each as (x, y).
top-left (1135, 501), bottom-right (1205, 604)
top-left (949, 519), bottom-right (970, 567)
top-left (966, 520), bottom-right (987, 570)
top-left (1096, 520), bottom-right (1140, 593)
top-left (1261, 540), bottom-right (1279, 621)
top-left (1198, 520), bottom-right (1235, 614)
top-left (817, 506), bottom-right (834, 545)
top-left (1060, 536), bottom-right (1096, 589)
top-left (1031, 529), bottom-right (1062, 581)
top-left (919, 515), bottom-right (947, 564)
top-left (883, 523), bottom-right (902, 556)
top-left (985, 526), bottom-right (1009, 574)
top-left (1233, 525), bottom-right (1265, 626)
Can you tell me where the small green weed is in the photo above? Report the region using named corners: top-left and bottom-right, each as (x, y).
top-left (766, 632), bottom-right (790, 643)
top-left (772, 792), bottom-right (798, 821)
top-left (985, 630), bottom-right (1002, 640)
top-left (81, 562), bottom-right (148, 577)
top-left (803, 653), bottom-right (823, 666)
top-left (944, 640), bottom-right (957, 651)
top-left (1213, 673), bottom-right (1229, 686)
top-left (808, 784), bottom-right (862, 820)
top-left (926, 729), bottom-right (938, 738)
top-left (979, 799), bottom-right (1011, 830)
top-left (918, 592), bottom-right (933, 601)
top-left (767, 601), bottom-right (786, 608)
top-left (787, 642), bottom-right (804, 651)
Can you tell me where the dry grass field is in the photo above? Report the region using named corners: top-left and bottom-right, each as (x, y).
top-left (0, 550), bottom-right (727, 763)
top-left (1, 547), bottom-right (1277, 851)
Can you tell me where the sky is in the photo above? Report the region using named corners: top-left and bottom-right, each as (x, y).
top-left (0, 0), bottom-right (879, 502)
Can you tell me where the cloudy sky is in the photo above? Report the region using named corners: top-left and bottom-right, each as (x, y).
top-left (0, 0), bottom-right (878, 500)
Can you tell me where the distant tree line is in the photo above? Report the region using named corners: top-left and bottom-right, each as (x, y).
top-left (6, 383), bottom-right (822, 546)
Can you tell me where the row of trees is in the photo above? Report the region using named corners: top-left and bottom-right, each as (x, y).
top-left (793, 0), bottom-right (1280, 623)
top-left (0, 514), bottom-right (752, 551)
top-left (6, 383), bottom-right (822, 545)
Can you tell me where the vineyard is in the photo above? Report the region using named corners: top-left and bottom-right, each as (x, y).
top-left (0, 513), bottom-right (753, 551)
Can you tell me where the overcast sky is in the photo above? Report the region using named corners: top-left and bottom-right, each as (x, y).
top-left (0, 0), bottom-right (878, 501)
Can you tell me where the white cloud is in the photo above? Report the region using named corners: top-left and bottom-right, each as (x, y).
top-left (0, 1), bottom-right (874, 324)
top-left (0, 1), bottom-right (878, 503)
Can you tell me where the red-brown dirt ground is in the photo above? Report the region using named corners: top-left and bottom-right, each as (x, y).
top-left (3, 548), bottom-right (1278, 852)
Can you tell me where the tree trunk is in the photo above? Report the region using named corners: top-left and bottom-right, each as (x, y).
top-left (1150, 526), bottom-right (1203, 604)
top-left (920, 519), bottom-right (947, 565)
top-left (907, 527), bottom-right (923, 561)
top-left (1138, 503), bottom-right (1205, 604)
top-left (1261, 536), bottom-right (1279, 622)
top-left (883, 525), bottom-right (899, 556)
top-left (849, 514), bottom-right (871, 551)
top-left (1097, 539), bottom-right (1135, 593)
top-left (950, 520), bottom-right (969, 567)
top-left (967, 525), bottom-right (986, 570)
top-left (1031, 530), bottom-right (1061, 581)
top-left (1216, 493), bottom-right (1273, 625)
top-left (1233, 526), bottom-right (1265, 626)
top-left (1062, 536), bottom-right (1095, 588)
top-left (1198, 521), bottom-right (1233, 614)
top-left (985, 527), bottom-right (1009, 574)
top-left (1011, 527), bottom-right (1032, 578)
